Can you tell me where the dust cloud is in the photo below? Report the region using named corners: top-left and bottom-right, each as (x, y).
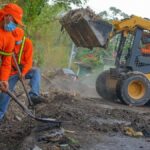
top-left (42, 69), bottom-right (104, 98)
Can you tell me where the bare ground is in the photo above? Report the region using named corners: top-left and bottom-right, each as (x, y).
top-left (0, 74), bottom-right (150, 150)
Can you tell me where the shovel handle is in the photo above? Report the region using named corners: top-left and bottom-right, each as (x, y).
top-left (12, 53), bottom-right (33, 106)
top-left (7, 90), bottom-right (33, 116)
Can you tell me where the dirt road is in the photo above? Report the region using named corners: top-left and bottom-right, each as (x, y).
top-left (0, 75), bottom-right (150, 150)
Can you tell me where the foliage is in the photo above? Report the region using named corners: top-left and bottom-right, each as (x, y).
top-left (28, 3), bottom-right (65, 34)
top-left (50, 0), bottom-right (87, 8)
top-left (99, 6), bottom-right (129, 20)
top-left (32, 19), bottom-right (72, 69)
top-left (17, 0), bottom-right (48, 25)
top-left (75, 48), bottom-right (104, 68)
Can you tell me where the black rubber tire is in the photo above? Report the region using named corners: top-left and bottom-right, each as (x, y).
top-left (116, 73), bottom-right (150, 106)
top-left (96, 70), bottom-right (117, 101)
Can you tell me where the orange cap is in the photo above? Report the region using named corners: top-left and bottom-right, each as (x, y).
top-left (12, 27), bottom-right (24, 41)
top-left (2, 3), bottom-right (24, 26)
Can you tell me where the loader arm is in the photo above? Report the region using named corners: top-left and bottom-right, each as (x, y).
top-left (111, 16), bottom-right (150, 37)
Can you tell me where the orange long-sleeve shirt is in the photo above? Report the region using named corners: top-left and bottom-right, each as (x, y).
top-left (0, 28), bottom-right (15, 81)
top-left (10, 37), bottom-right (33, 76)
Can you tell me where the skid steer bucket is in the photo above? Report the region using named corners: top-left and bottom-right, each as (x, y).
top-left (60, 8), bottom-right (113, 48)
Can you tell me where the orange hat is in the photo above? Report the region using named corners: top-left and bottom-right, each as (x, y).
top-left (12, 27), bottom-right (24, 41)
top-left (2, 3), bottom-right (24, 26)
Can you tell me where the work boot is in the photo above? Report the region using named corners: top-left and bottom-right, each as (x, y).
top-left (30, 95), bottom-right (47, 105)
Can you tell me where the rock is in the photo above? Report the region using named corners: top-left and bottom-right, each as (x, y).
top-left (15, 115), bottom-right (22, 121)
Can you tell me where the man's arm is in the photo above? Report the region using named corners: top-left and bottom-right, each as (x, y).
top-left (0, 32), bottom-right (15, 91)
top-left (0, 55), bottom-right (12, 81)
top-left (21, 38), bottom-right (33, 76)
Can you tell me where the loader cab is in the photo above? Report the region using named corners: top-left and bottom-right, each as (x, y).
top-left (114, 27), bottom-right (150, 74)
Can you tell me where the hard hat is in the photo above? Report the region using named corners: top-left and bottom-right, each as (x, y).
top-left (12, 27), bottom-right (24, 41)
top-left (2, 3), bottom-right (24, 26)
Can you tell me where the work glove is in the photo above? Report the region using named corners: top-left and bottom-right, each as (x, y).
top-left (0, 81), bottom-right (9, 92)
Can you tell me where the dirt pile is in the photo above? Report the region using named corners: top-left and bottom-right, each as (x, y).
top-left (0, 87), bottom-right (150, 150)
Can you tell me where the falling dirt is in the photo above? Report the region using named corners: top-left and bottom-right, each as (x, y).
top-left (0, 72), bottom-right (150, 150)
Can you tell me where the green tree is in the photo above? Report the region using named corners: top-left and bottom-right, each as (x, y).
top-left (99, 6), bottom-right (129, 20)
top-left (50, 0), bottom-right (87, 7)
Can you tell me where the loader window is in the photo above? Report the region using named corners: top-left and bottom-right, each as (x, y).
top-left (118, 34), bottom-right (134, 64)
top-left (142, 32), bottom-right (150, 44)
top-left (140, 43), bottom-right (150, 55)
top-left (113, 32), bottom-right (134, 67)
top-left (140, 32), bottom-right (150, 55)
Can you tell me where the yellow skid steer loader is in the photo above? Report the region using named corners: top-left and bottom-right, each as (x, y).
top-left (60, 8), bottom-right (150, 106)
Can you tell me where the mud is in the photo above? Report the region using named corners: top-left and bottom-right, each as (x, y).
top-left (0, 74), bottom-right (150, 150)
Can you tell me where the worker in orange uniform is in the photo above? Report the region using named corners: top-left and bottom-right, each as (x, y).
top-left (0, 3), bottom-right (24, 121)
top-left (0, 27), bottom-right (45, 121)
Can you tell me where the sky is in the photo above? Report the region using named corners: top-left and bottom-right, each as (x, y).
top-left (82, 0), bottom-right (150, 18)
top-left (48, 0), bottom-right (150, 18)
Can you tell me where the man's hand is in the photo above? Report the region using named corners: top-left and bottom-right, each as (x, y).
top-left (0, 81), bottom-right (9, 92)
top-left (20, 73), bottom-right (25, 81)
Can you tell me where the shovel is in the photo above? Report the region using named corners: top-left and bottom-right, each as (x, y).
top-left (7, 90), bottom-right (61, 124)
top-left (12, 53), bottom-right (33, 107)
